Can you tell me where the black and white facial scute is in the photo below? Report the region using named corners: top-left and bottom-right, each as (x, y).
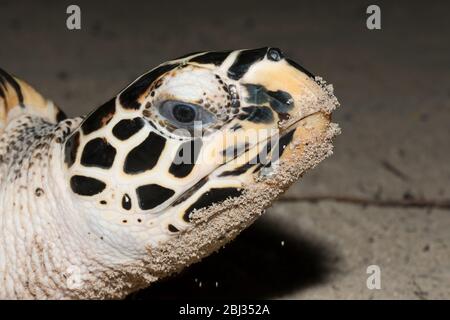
top-left (65, 47), bottom-right (333, 236)
top-left (0, 47), bottom-right (340, 299)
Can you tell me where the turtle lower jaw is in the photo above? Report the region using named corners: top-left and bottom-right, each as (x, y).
top-left (253, 110), bottom-right (335, 179)
top-left (206, 110), bottom-right (334, 184)
top-left (266, 110), bottom-right (333, 163)
top-left (280, 110), bottom-right (335, 153)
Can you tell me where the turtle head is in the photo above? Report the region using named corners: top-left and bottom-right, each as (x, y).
top-left (62, 48), bottom-right (339, 286)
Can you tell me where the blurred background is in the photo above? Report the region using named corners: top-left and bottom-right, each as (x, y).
top-left (1, 0), bottom-right (449, 299)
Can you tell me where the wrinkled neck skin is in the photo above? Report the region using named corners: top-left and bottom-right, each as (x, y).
top-left (0, 115), bottom-right (193, 299)
top-left (0, 115), bottom-right (133, 299)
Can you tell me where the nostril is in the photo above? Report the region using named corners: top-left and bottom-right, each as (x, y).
top-left (267, 48), bottom-right (283, 61)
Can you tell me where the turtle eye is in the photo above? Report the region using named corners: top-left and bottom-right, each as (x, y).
top-left (172, 103), bottom-right (196, 123)
top-left (158, 100), bottom-right (215, 128)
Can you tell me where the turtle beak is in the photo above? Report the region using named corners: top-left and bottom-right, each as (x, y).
top-left (205, 48), bottom-right (339, 181)
top-left (226, 48), bottom-right (338, 173)
top-left (242, 50), bottom-right (331, 133)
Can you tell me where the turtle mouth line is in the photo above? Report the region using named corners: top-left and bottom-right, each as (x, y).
top-left (257, 110), bottom-right (326, 162)
top-left (211, 111), bottom-right (326, 175)
top-left (279, 110), bottom-right (326, 133)
top-left (168, 111), bottom-right (326, 209)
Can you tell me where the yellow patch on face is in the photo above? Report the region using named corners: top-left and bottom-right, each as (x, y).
top-left (241, 59), bottom-right (323, 103)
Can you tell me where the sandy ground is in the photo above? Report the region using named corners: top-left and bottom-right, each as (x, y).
top-left (1, 0), bottom-right (449, 299)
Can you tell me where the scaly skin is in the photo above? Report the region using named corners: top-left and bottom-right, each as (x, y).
top-left (0, 48), bottom-right (340, 299)
top-left (0, 116), bottom-right (154, 299)
top-left (0, 116), bottom-right (79, 298)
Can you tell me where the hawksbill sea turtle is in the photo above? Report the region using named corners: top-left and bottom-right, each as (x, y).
top-left (0, 47), bottom-right (340, 299)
